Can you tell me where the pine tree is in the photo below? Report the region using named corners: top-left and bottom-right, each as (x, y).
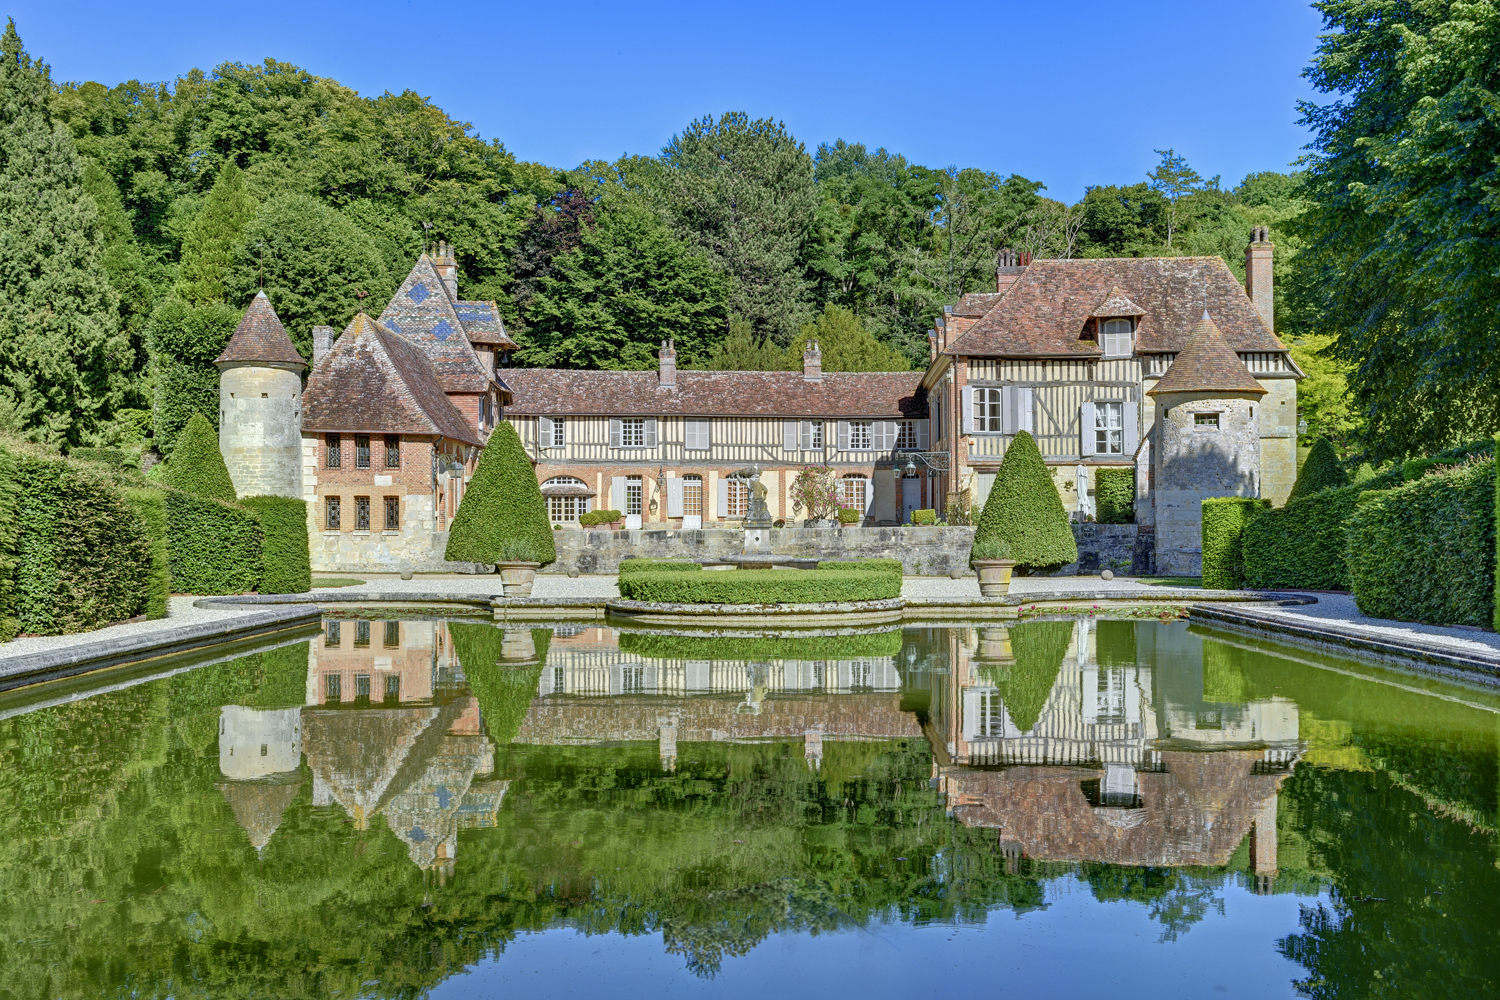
top-left (1289, 436), bottom-right (1350, 502)
top-left (696, 316), bottom-right (785, 371)
top-left (161, 411), bottom-right (236, 501)
top-left (972, 431), bottom-right (1077, 569)
top-left (445, 421), bottom-right (556, 565)
top-left (177, 162), bottom-right (258, 305)
top-left (783, 304), bottom-right (909, 372)
top-left (0, 21), bottom-right (125, 446)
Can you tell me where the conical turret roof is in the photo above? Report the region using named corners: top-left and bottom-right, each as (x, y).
top-left (218, 779), bottom-right (302, 852)
top-left (215, 291), bottom-right (308, 369)
top-left (1147, 311), bottom-right (1266, 396)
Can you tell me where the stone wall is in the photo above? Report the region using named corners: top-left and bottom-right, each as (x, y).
top-left (1152, 391), bottom-right (1262, 576)
top-left (1036, 523), bottom-right (1155, 577)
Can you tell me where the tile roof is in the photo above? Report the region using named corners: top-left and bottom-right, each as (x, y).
top-left (453, 300), bottom-right (517, 349)
top-left (1090, 286), bottom-right (1146, 317)
top-left (377, 255), bottom-right (494, 394)
top-left (501, 369), bottom-right (927, 418)
top-left (952, 292), bottom-right (1004, 317)
top-left (1147, 312), bottom-right (1267, 396)
top-left (215, 292), bottom-right (307, 369)
top-left (945, 257), bottom-right (1286, 358)
top-left (302, 313), bottom-right (483, 444)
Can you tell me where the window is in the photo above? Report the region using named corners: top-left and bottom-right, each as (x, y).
top-left (974, 388), bottom-right (1004, 432)
top-left (976, 689), bottom-right (1004, 739)
top-left (621, 665), bottom-right (644, 693)
top-left (384, 435), bottom-right (401, 468)
top-left (383, 674), bottom-right (401, 703)
top-left (1194, 412), bottom-right (1220, 430)
top-left (725, 478), bottom-right (749, 518)
top-left (551, 416), bottom-right (566, 448)
top-left (801, 420), bottom-right (824, 449)
top-left (354, 674), bottom-right (371, 702)
top-left (325, 673), bottom-right (342, 703)
top-left (685, 418), bottom-right (711, 451)
top-left (1101, 318), bottom-right (1134, 357)
top-left (625, 476), bottom-right (643, 515)
top-left (1095, 402), bottom-right (1125, 455)
top-left (325, 496), bottom-right (341, 530)
top-left (839, 475), bottom-right (868, 512)
top-left (326, 433), bottom-right (341, 468)
top-left (544, 477), bottom-right (592, 521)
top-left (848, 420), bottom-right (873, 450)
top-left (355, 435), bottom-right (371, 469)
top-left (325, 621), bottom-right (341, 647)
top-left (895, 420), bottom-right (918, 449)
top-left (682, 475), bottom-right (703, 517)
top-left (354, 620), bottom-right (370, 647)
top-left (355, 496), bottom-right (371, 530)
top-left (621, 418), bottom-right (645, 447)
top-left (384, 496), bottom-right (400, 530)
top-left (383, 620), bottom-right (400, 648)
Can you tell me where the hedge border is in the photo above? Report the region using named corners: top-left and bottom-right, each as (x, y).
top-left (1201, 497), bottom-right (1269, 590)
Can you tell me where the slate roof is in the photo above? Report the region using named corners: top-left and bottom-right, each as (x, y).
top-left (453, 300), bottom-right (517, 348)
top-left (945, 257), bottom-right (1286, 358)
top-left (215, 291), bottom-right (307, 368)
top-left (377, 255), bottom-right (494, 394)
top-left (502, 369), bottom-right (926, 418)
top-left (302, 313), bottom-right (483, 444)
top-left (1147, 312), bottom-right (1268, 396)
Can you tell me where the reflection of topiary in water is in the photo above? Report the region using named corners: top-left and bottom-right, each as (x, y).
top-left (449, 623), bottom-right (552, 745)
top-left (977, 620), bottom-right (1073, 733)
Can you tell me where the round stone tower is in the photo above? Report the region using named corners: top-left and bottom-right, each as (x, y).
top-left (1147, 311), bottom-right (1268, 577)
top-left (214, 291), bottom-right (307, 498)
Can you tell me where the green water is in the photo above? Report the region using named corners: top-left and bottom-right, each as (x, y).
top-left (0, 618), bottom-right (1495, 999)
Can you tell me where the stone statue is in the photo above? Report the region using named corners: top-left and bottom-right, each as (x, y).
top-left (729, 466), bottom-right (773, 528)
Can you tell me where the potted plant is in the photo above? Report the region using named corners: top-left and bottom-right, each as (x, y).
top-left (790, 465), bottom-right (839, 527)
top-left (969, 431), bottom-right (1078, 597)
top-left (445, 422), bottom-right (556, 595)
top-left (836, 507), bottom-right (862, 527)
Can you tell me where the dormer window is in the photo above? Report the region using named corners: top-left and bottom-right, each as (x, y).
top-left (1101, 318), bottom-right (1134, 358)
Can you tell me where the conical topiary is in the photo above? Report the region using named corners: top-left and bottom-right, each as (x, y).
top-left (980, 620), bottom-right (1072, 734)
top-left (161, 411), bottom-right (236, 501)
top-left (1289, 436), bottom-right (1349, 502)
top-left (971, 431), bottom-right (1077, 569)
top-left (445, 421), bottom-right (556, 565)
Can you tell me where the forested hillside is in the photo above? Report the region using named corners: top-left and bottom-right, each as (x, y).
top-left (1, 21), bottom-right (1316, 455)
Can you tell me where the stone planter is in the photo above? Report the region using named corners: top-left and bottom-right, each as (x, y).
top-left (975, 627), bottom-right (1014, 661)
top-left (496, 561), bottom-right (541, 597)
top-left (973, 559), bottom-right (1016, 598)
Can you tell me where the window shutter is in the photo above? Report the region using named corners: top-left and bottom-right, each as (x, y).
top-left (666, 478), bottom-right (684, 517)
top-left (609, 418), bottom-right (622, 448)
top-left (917, 419), bottom-right (929, 449)
top-left (1123, 401), bottom-right (1139, 454)
top-left (717, 480), bottom-right (729, 517)
top-left (837, 420), bottom-right (850, 450)
top-left (800, 420), bottom-right (812, 450)
top-left (610, 476), bottom-right (626, 511)
top-left (863, 479), bottom-right (875, 517)
top-left (1019, 387), bottom-right (1035, 434)
top-left (1080, 402), bottom-right (1097, 457)
top-left (783, 420), bottom-right (798, 452)
top-left (644, 418), bottom-right (658, 448)
top-left (687, 418), bottom-right (710, 451)
top-left (1001, 386), bottom-right (1017, 435)
top-left (538, 416), bottom-right (552, 446)
top-left (961, 387), bottom-right (975, 434)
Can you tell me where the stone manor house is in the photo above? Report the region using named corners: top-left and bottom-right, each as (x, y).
top-left (213, 230), bottom-right (1297, 576)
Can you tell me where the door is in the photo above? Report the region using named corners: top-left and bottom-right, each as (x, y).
top-left (901, 477), bottom-right (922, 524)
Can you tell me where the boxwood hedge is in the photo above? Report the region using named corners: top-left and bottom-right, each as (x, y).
top-left (1346, 459), bottom-right (1496, 627)
top-left (617, 629), bottom-right (902, 661)
top-left (1200, 497), bottom-right (1269, 590)
top-left (817, 558), bottom-right (903, 575)
top-left (242, 495), bottom-right (311, 594)
top-left (618, 559), bottom-right (702, 574)
top-left (1095, 468), bottom-right (1135, 524)
top-left (1242, 484), bottom-right (1366, 591)
top-left (617, 569), bottom-right (900, 604)
top-left (120, 487), bottom-right (170, 619)
top-left (165, 488), bottom-right (262, 595)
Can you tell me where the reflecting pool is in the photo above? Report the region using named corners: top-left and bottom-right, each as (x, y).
top-left (0, 617), bottom-right (1496, 998)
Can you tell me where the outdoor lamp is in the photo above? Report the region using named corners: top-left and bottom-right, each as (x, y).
top-left (1298, 417), bottom-right (1308, 436)
top-left (904, 458), bottom-right (918, 477)
top-left (891, 464), bottom-right (902, 482)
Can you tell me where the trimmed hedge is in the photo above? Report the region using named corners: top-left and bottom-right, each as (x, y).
top-left (817, 558), bottom-right (903, 575)
top-left (578, 509), bottom-right (623, 526)
top-left (1289, 437), bottom-right (1350, 501)
top-left (446, 421), bottom-right (556, 565)
top-left (1242, 484), bottom-right (1365, 591)
top-left (161, 411), bottom-right (237, 502)
top-left (973, 431), bottom-right (1077, 569)
top-left (1495, 434), bottom-right (1500, 633)
top-left (836, 507), bottom-right (862, 524)
top-left (164, 488), bottom-right (262, 595)
top-left (618, 559), bottom-right (702, 575)
top-left (617, 629), bottom-right (903, 661)
top-left (1095, 467), bottom-right (1135, 524)
top-left (120, 487), bottom-right (170, 619)
top-left (911, 508), bottom-right (936, 525)
top-left (69, 447), bottom-right (128, 468)
top-left (617, 569), bottom-right (900, 604)
top-left (1201, 497), bottom-right (1269, 590)
top-left (242, 496), bottom-right (311, 594)
top-left (1346, 459), bottom-right (1496, 627)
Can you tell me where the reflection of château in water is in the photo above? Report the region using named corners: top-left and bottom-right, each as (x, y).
top-left (930, 621), bottom-right (1303, 879)
top-left (522, 626), bottom-right (919, 770)
top-left (216, 620), bottom-right (508, 879)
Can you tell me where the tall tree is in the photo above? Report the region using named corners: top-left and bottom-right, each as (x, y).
top-left (783, 304), bottom-right (909, 372)
top-left (1146, 148), bottom-right (1204, 249)
top-left (177, 162), bottom-right (258, 304)
top-left (658, 112), bottom-right (818, 344)
top-left (0, 21), bottom-right (126, 446)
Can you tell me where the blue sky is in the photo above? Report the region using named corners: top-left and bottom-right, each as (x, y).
top-left (9, 0), bottom-right (1327, 201)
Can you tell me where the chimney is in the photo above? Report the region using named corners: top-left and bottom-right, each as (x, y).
top-left (803, 339), bottom-right (823, 381)
top-left (312, 325), bottom-right (335, 366)
top-left (1245, 226), bottom-right (1274, 332)
top-left (657, 338), bottom-right (677, 388)
top-left (433, 240), bottom-right (458, 301)
top-left (996, 247), bottom-right (1026, 294)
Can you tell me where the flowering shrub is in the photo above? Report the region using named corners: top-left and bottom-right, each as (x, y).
top-left (790, 466), bottom-right (839, 521)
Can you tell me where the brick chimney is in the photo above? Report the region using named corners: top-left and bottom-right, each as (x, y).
top-left (1245, 226), bottom-right (1274, 332)
top-left (803, 339), bottom-right (823, 381)
top-left (433, 240), bottom-right (459, 301)
top-left (996, 247), bottom-right (1027, 294)
top-left (657, 339), bottom-right (677, 388)
top-left (312, 325), bottom-right (335, 366)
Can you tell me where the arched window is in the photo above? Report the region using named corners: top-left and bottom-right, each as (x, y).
top-left (838, 474), bottom-right (867, 513)
top-left (725, 478), bottom-right (749, 518)
top-left (1101, 318), bottom-right (1134, 358)
top-left (682, 474), bottom-right (703, 517)
top-left (543, 476), bottom-right (593, 521)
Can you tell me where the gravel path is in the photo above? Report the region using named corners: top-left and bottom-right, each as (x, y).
top-left (0, 596), bottom-right (268, 657)
top-left (1234, 592), bottom-right (1500, 658)
top-left (313, 574), bottom-right (619, 598)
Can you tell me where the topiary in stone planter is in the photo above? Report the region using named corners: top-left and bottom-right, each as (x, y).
top-left (970, 536), bottom-right (1016, 596)
top-left (446, 421), bottom-right (556, 571)
top-left (496, 560), bottom-right (541, 597)
top-left (970, 430), bottom-right (1077, 577)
